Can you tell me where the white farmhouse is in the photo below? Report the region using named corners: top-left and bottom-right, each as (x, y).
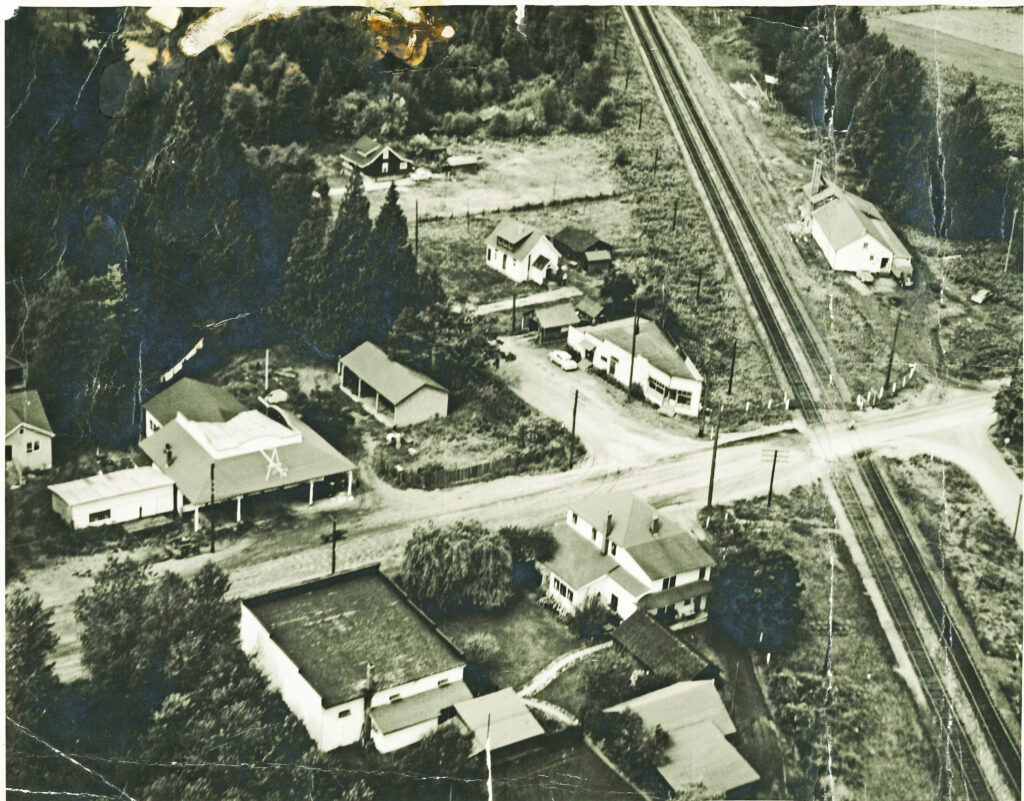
top-left (806, 183), bottom-right (913, 285)
top-left (568, 317), bottom-right (703, 417)
top-left (484, 217), bottom-right (563, 285)
top-left (49, 465), bottom-right (176, 529)
top-left (240, 564), bottom-right (470, 754)
top-left (6, 390), bottom-right (54, 472)
top-left (544, 491), bottom-right (715, 627)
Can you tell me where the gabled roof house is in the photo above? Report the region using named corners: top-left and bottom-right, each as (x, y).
top-left (545, 491), bottom-right (715, 627)
top-left (485, 218), bottom-right (564, 286)
top-left (143, 376), bottom-right (247, 439)
top-left (568, 317), bottom-right (703, 417)
top-left (340, 136), bottom-right (413, 179)
top-left (338, 342), bottom-right (448, 428)
top-left (606, 681), bottom-right (759, 799)
top-left (241, 564), bottom-right (469, 753)
top-left (6, 389), bottom-right (54, 472)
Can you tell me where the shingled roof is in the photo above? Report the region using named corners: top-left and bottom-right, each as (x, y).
top-left (553, 226), bottom-right (610, 256)
top-left (6, 390), bottom-right (53, 437)
top-left (486, 217), bottom-right (550, 261)
top-left (611, 612), bottom-right (717, 681)
top-left (581, 318), bottom-right (702, 382)
top-left (812, 188), bottom-right (911, 260)
top-left (339, 342), bottom-right (447, 405)
top-left (143, 377), bottom-right (246, 426)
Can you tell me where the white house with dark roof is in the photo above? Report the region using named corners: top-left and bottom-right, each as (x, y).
top-left (804, 179), bottom-right (913, 285)
top-left (485, 217), bottom-right (563, 285)
top-left (544, 491), bottom-right (715, 626)
top-left (606, 681), bottom-right (759, 798)
top-left (240, 564), bottom-right (469, 753)
top-left (567, 317), bottom-right (703, 417)
top-left (142, 376), bottom-right (247, 439)
top-left (338, 342), bottom-right (448, 428)
top-left (6, 389), bottom-right (54, 472)
top-left (339, 136), bottom-right (413, 179)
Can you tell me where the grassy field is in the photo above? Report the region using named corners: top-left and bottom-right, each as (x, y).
top-left (438, 593), bottom-right (581, 692)
top-left (882, 455), bottom-right (1022, 717)
top-left (706, 484), bottom-right (937, 799)
top-left (868, 8), bottom-right (1023, 87)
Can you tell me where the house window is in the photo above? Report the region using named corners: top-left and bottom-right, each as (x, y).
top-left (552, 577), bottom-right (574, 603)
top-left (381, 162), bottom-right (389, 174)
top-left (437, 678), bottom-right (449, 687)
top-left (400, 162), bottom-right (407, 170)
top-left (89, 510), bottom-right (111, 523)
top-left (609, 594), bottom-right (618, 612)
top-left (571, 512), bottom-right (578, 524)
top-left (389, 693), bottom-right (401, 703)
top-left (661, 576), bottom-right (677, 590)
top-left (649, 376), bottom-right (667, 395)
top-left (5, 445), bottom-right (11, 462)
top-left (699, 566), bottom-right (707, 580)
top-left (695, 596), bottom-right (703, 613)
top-left (863, 241), bottom-right (868, 248)
top-left (338, 708), bottom-right (352, 718)
top-left (591, 526), bottom-right (597, 540)
top-left (677, 391), bottom-right (692, 405)
top-left (610, 542), bottom-right (617, 556)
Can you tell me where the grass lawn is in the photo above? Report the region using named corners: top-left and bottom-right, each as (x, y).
top-left (883, 455), bottom-right (1023, 717)
top-left (438, 593), bottom-right (581, 692)
top-left (707, 483), bottom-right (937, 799)
top-left (535, 651), bottom-right (599, 716)
top-left (493, 735), bottom-right (642, 801)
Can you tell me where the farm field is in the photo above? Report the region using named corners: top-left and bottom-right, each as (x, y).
top-left (869, 8), bottom-right (1023, 86)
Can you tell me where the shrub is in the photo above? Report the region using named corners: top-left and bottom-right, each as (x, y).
top-left (564, 106), bottom-right (593, 133)
top-left (570, 594), bottom-right (616, 640)
top-left (487, 110), bottom-right (512, 138)
top-left (595, 96), bottom-right (617, 129)
top-left (460, 632), bottom-right (501, 670)
top-left (612, 143), bottom-right (631, 167)
top-left (443, 111), bottom-right (478, 137)
top-left (584, 708), bottom-right (669, 786)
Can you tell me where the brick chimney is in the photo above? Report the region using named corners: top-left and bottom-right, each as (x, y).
top-left (602, 512), bottom-right (612, 555)
top-left (650, 512), bottom-right (660, 535)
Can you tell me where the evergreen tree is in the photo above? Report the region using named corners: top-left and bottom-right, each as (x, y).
top-left (369, 183), bottom-right (420, 339)
top-left (325, 171), bottom-right (374, 352)
top-left (278, 186), bottom-right (332, 338)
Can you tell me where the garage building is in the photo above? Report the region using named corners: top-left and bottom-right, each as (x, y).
top-left (49, 465), bottom-right (176, 529)
top-left (339, 342), bottom-right (448, 428)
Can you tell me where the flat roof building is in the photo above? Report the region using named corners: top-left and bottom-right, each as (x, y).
top-left (49, 465), bottom-right (175, 530)
top-left (240, 564), bottom-right (468, 753)
top-left (453, 688), bottom-right (545, 757)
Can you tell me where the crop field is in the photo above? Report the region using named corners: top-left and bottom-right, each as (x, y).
top-left (869, 8), bottom-right (1023, 86)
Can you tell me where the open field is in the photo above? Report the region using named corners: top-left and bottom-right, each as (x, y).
top-left (869, 9), bottom-right (1023, 86)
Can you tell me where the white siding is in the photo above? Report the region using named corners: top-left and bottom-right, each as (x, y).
top-left (6, 426), bottom-right (53, 471)
top-left (394, 386), bottom-right (449, 428)
top-left (371, 718), bottom-right (440, 754)
top-left (834, 234), bottom-right (893, 274)
top-left (52, 484), bottom-right (175, 530)
top-left (485, 237), bottom-right (562, 285)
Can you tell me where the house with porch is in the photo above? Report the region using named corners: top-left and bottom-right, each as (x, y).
top-left (140, 404), bottom-right (356, 530)
top-left (240, 564), bottom-right (469, 753)
top-left (485, 217), bottom-right (564, 285)
top-left (338, 342), bottom-right (448, 428)
top-left (339, 136), bottom-right (414, 179)
top-left (6, 389), bottom-right (54, 472)
top-left (567, 317), bottom-right (703, 417)
top-left (544, 491), bottom-right (715, 627)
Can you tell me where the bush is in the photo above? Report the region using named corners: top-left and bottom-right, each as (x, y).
top-left (443, 111), bottom-right (478, 138)
top-left (570, 594), bottom-right (616, 640)
top-left (595, 96), bottom-right (617, 129)
top-left (564, 106), bottom-right (594, 133)
top-left (487, 110), bottom-right (512, 138)
top-left (460, 632), bottom-right (501, 670)
top-left (612, 144), bottom-right (631, 167)
top-left (583, 708), bottom-right (669, 787)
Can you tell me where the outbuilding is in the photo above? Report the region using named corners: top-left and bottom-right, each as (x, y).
top-left (339, 136), bottom-right (414, 179)
top-left (553, 226), bottom-right (614, 273)
top-left (240, 564), bottom-right (468, 753)
top-left (452, 688), bottom-right (545, 759)
top-left (49, 465), bottom-right (176, 529)
top-left (7, 390), bottom-right (54, 472)
top-left (530, 302), bottom-right (580, 345)
top-left (338, 342), bottom-right (449, 428)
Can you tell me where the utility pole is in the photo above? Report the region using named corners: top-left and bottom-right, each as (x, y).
top-left (706, 403), bottom-right (723, 511)
top-left (328, 520), bottom-right (347, 574)
top-left (883, 310), bottom-right (903, 392)
top-left (209, 463), bottom-right (216, 554)
top-left (264, 348), bottom-right (270, 392)
top-left (696, 266), bottom-right (704, 303)
top-left (637, 100), bottom-right (644, 131)
top-left (1004, 207), bottom-right (1019, 273)
top-left (1014, 493), bottom-right (1022, 541)
top-left (727, 340), bottom-right (737, 395)
top-left (511, 290), bottom-right (517, 334)
top-left (627, 293), bottom-right (639, 401)
top-left (767, 449), bottom-right (779, 508)
top-left (653, 147), bottom-right (659, 172)
top-left (671, 198), bottom-right (679, 231)
top-left (624, 62), bottom-right (632, 92)
top-left (568, 390), bottom-right (579, 469)
top-left (415, 200), bottom-right (419, 260)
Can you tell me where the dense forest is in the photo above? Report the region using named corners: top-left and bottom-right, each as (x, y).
top-left (5, 6), bottom-right (610, 447)
top-left (744, 7), bottom-right (1023, 245)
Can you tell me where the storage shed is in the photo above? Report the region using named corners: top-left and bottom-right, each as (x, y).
top-left (49, 465), bottom-right (176, 530)
top-left (338, 342), bottom-right (448, 428)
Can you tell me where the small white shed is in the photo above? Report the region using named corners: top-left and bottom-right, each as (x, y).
top-left (49, 465), bottom-right (176, 529)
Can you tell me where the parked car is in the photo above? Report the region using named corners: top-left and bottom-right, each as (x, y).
top-left (549, 350), bottom-right (578, 371)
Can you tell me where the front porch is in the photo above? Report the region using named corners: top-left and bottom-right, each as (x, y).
top-left (339, 366), bottom-right (397, 428)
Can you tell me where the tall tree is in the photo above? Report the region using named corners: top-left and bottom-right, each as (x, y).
top-left (325, 171), bottom-right (375, 352)
top-left (368, 182), bottom-right (420, 340)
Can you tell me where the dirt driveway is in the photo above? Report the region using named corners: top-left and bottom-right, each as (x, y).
top-left (498, 334), bottom-right (700, 470)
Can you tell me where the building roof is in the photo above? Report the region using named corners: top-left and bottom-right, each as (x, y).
top-left (242, 565), bottom-right (465, 708)
top-left (553, 226), bottom-right (609, 255)
top-left (370, 680), bottom-right (472, 735)
top-left (606, 681), bottom-right (758, 797)
top-left (139, 407), bottom-right (355, 504)
top-left (446, 154), bottom-right (480, 168)
top-left (339, 137), bottom-right (412, 170)
top-left (453, 688), bottom-right (546, 755)
top-left (7, 390), bottom-right (53, 437)
top-left (574, 297), bottom-right (607, 319)
top-left (581, 318), bottom-right (702, 382)
top-left (49, 465), bottom-right (174, 506)
top-left (611, 613), bottom-right (716, 680)
top-left (340, 342), bottom-right (446, 406)
top-left (568, 492), bottom-right (714, 580)
top-left (812, 189), bottom-right (911, 260)
top-left (486, 217), bottom-right (551, 262)
top-left (585, 249), bottom-right (613, 263)
top-left (143, 377), bottom-right (246, 427)
top-left (534, 302), bottom-right (580, 330)
top-left (547, 523), bottom-right (615, 589)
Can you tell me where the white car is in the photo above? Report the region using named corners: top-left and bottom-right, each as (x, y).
top-left (549, 350), bottom-right (578, 371)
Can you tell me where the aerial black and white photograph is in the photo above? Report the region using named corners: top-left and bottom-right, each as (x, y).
top-left (4, 4), bottom-right (1022, 800)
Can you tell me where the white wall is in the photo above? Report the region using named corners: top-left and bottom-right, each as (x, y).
top-left (371, 718), bottom-right (440, 754)
top-left (52, 484), bottom-right (176, 530)
top-left (369, 665), bottom-right (465, 709)
top-left (485, 237), bottom-right (561, 285)
top-left (394, 386), bottom-right (449, 428)
top-left (485, 247), bottom-right (529, 283)
top-left (144, 411), bottom-right (162, 438)
top-left (7, 427), bottom-right (52, 471)
top-left (834, 235), bottom-right (893, 274)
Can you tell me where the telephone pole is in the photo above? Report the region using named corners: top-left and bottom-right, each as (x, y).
top-left (209, 463), bottom-right (216, 553)
top-left (328, 520), bottom-right (347, 574)
top-left (706, 403), bottom-right (724, 511)
top-left (511, 290), bottom-right (517, 334)
top-left (627, 293), bottom-right (639, 401)
top-left (415, 199), bottom-right (419, 260)
top-left (568, 390), bottom-right (579, 469)
top-left (883, 310), bottom-right (903, 392)
top-left (727, 340), bottom-right (737, 395)
top-left (767, 449), bottom-right (779, 508)
top-left (1005, 207), bottom-right (1019, 273)
top-left (671, 198), bottom-right (679, 231)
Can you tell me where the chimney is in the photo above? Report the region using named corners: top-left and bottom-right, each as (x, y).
top-left (602, 512), bottom-right (612, 555)
top-left (650, 512), bottom-right (660, 534)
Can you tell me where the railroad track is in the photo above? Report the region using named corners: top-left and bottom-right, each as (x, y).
top-left (624, 6), bottom-right (1020, 798)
